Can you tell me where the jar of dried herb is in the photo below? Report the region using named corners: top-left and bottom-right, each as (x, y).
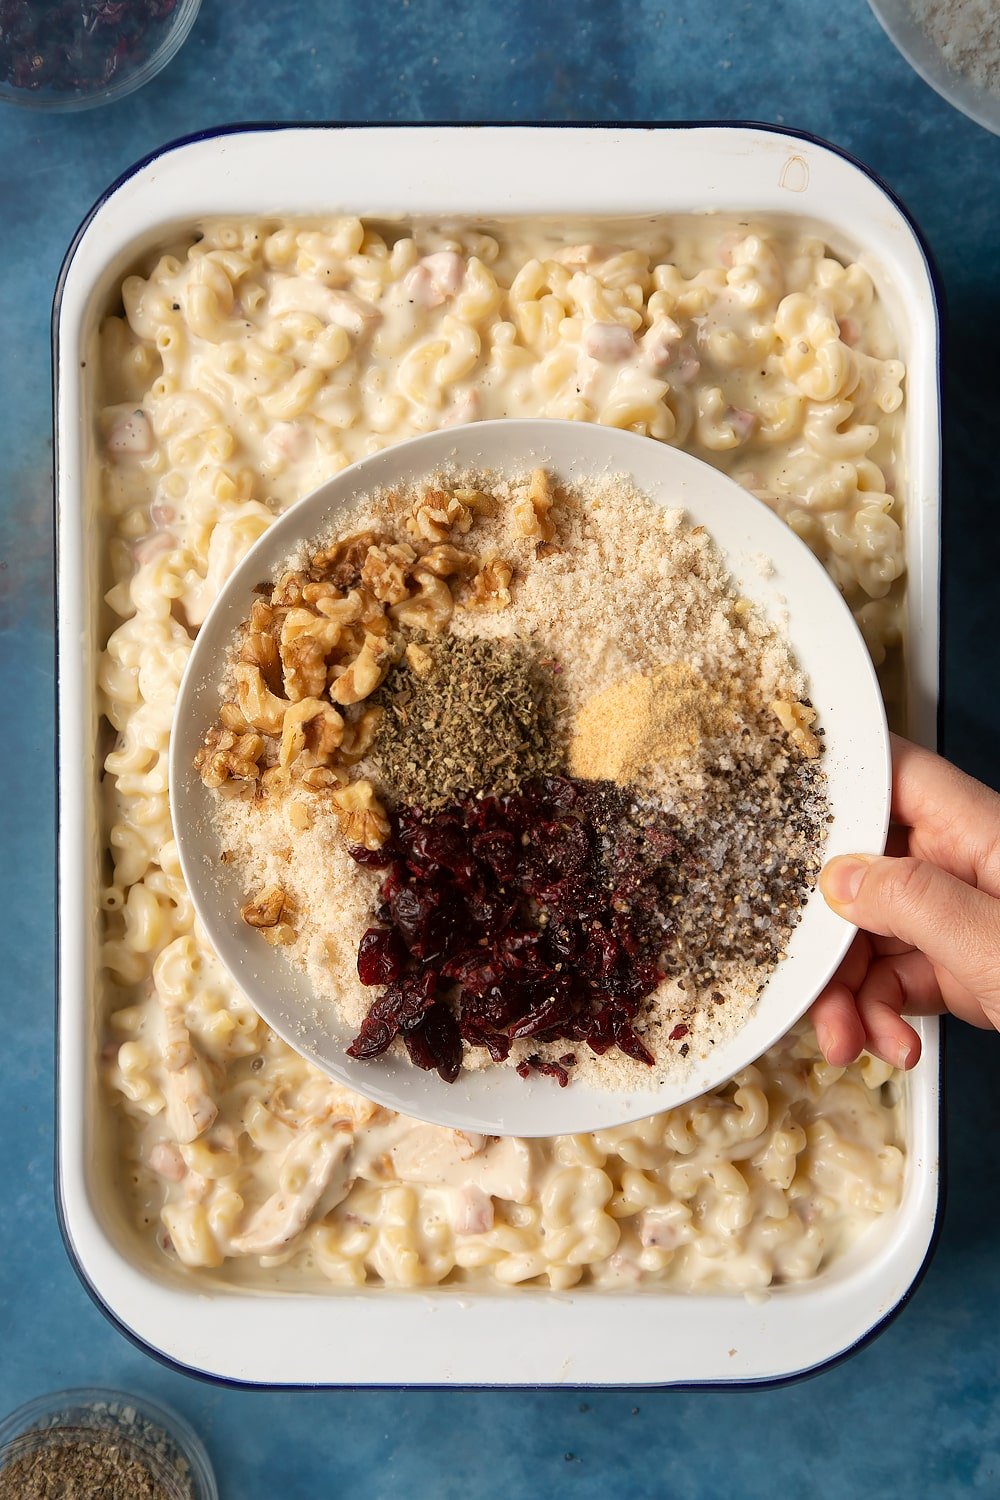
top-left (0, 1388), bottom-right (217, 1500)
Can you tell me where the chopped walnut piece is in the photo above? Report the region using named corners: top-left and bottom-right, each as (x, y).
top-left (329, 780), bottom-right (391, 849)
top-left (301, 579), bottom-right (340, 606)
top-left (270, 569), bottom-right (310, 609)
top-left (281, 632), bottom-right (329, 702)
top-left (194, 726), bottom-right (265, 788)
top-left (452, 486), bottom-right (492, 515)
top-left (310, 530), bottom-right (378, 589)
top-left (338, 705), bottom-right (383, 764)
top-left (361, 542), bottom-right (417, 605)
top-left (241, 887), bottom-right (286, 929)
top-left (404, 642), bottom-right (435, 677)
top-left (301, 764), bottom-right (347, 791)
top-left (405, 489), bottom-right (474, 544)
top-left (250, 598), bottom-right (276, 631)
top-left (279, 697), bottom-right (345, 767)
top-left (513, 468), bottom-right (557, 543)
top-left (280, 606), bottom-right (343, 653)
top-left (331, 634), bottom-right (391, 705)
top-left (389, 569), bottom-right (454, 633)
top-left (235, 662), bottom-right (288, 735)
top-left (312, 588), bottom-right (366, 626)
top-left (240, 600), bottom-right (282, 690)
top-left (289, 800), bottom-right (312, 831)
top-left (219, 701), bottom-right (249, 733)
top-left (260, 922), bottom-right (297, 947)
top-left (261, 765), bottom-right (292, 798)
top-left (466, 557), bottom-right (514, 611)
top-left (417, 543), bottom-right (477, 577)
top-left (771, 699), bottom-right (822, 759)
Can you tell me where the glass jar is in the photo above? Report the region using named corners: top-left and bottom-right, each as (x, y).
top-left (0, 0), bottom-right (202, 111)
top-left (0, 1387), bottom-right (218, 1499)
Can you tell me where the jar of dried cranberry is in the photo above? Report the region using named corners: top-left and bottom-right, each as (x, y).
top-left (0, 0), bottom-right (201, 110)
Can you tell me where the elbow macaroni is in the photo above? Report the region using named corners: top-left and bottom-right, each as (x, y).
top-left (96, 214), bottom-right (906, 1292)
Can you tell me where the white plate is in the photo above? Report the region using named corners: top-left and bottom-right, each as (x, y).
top-left (56, 124), bottom-right (941, 1386)
top-left (171, 420), bottom-right (890, 1137)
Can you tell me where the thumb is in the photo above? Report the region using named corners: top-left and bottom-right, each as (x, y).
top-left (820, 854), bottom-right (1000, 1007)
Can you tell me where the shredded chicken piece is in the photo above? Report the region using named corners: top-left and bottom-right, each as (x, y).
top-left (230, 1126), bottom-right (354, 1256)
top-left (161, 997), bottom-right (218, 1144)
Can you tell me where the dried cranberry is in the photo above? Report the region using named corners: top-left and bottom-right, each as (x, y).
top-left (348, 843), bottom-right (397, 869)
top-left (516, 1053), bottom-right (574, 1086)
top-left (583, 924), bottom-right (620, 978)
top-left (440, 951), bottom-right (504, 996)
top-left (472, 828), bottom-right (518, 882)
top-left (357, 927), bottom-right (405, 986)
top-left (467, 889), bottom-right (516, 937)
top-left (388, 883), bottom-right (455, 960)
top-left (460, 1016), bottom-right (512, 1062)
top-left (510, 981), bottom-right (574, 1039)
top-left (346, 775), bottom-right (685, 1081)
top-left (404, 823), bottom-right (476, 885)
top-left (392, 971), bottom-right (438, 1031)
top-left (403, 1002), bottom-right (462, 1082)
top-left (346, 1018), bottom-right (396, 1060)
top-left (612, 1019), bottom-right (655, 1066)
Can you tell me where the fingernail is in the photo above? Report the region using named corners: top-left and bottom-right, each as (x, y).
top-left (821, 855), bottom-right (871, 907)
top-left (895, 1042), bottom-right (913, 1070)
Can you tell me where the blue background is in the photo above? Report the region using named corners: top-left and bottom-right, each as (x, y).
top-left (2, 2), bottom-right (998, 1495)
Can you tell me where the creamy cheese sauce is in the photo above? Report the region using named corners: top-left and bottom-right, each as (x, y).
top-left (96, 214), bottom-right (906, 1291)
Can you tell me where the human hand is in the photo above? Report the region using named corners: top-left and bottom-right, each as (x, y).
top-left (810, 734), bottom-right (1000, 1070)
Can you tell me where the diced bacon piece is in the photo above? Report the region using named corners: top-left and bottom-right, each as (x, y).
top-left (606, 1252), bottom-right (642, 1282)
top-left (265, 421), bottom-right (307, 463)
top-left (451, 1185), bottom-right (494, 1236)
top-left (439, 390), bottom-right (481, 428)
top-left (838, 316), bottom-right (860, 347)
top-left (641, 318), bottom-right (683, 372)
top-left (162, 996), bottom-right (218, 1144)
top-left (422, 250), bottom-right (465, 297)
top-left (107, 409), bottom-right (154, 456)
top-left (131, 529), bottom-right (176, 567)
top-left (669, 345), bottom-right (701, 386)
top-left (403, 264), bottom-right (444, 309)
top-left (149, 501), bottom-right (176, 529)
top-left (717, 231), bottom-right (743, 267)
top-left (583, 322), bottom-right (636, 363)
top-left (149, 1141), bottom-right (187, 1182)
top-left (728, 406), bottom-right (759, 441)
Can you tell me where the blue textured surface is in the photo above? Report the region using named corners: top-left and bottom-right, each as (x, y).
top-left (1, 2), bottom-right (998, 1495)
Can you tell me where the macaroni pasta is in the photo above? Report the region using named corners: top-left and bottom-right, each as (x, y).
top-left (96, 215), bottom-right (906, 1291)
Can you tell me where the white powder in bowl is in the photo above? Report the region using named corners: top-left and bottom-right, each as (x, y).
top-left (910, 0), bottom-right (1000, 94)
